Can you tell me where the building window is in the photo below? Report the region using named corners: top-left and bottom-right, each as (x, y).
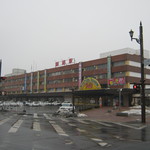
top-left (64, 87), bottom-right (70, 91)
top-left (33, 75), bottom-right (37, 79)
top-left (73, 77), bottom-right (78, 82)
top-left (27, 76), bottom-right (30, 80)
top-left (54, 71), bottom-right (62, 76)
top-left (48, 80), bottom-right (53, 84)
top-left (112, 72), bottom-right (125, 78)
top-left (97, 64), bottom-right (107, 69)
top-left (73, 68), bottom-right (78, 73)
top-left (48, 71), bottom-right (63, 76)
top-left (63, 70), bottom-right (73, 75)
top-left (85, 66), bottom-right (95, 71)
top-left (40, 81), bottom-right (44, 85)
top-left (64, 78), bottom-right (72, 83)
top-left (48, 73), bottom-right (52, 77)
top-left (84, 76), bottom-right (97, 79)
top-left (40, 74), bottom-right (44, 78)
top-left (55, 79), bottom-right (63, 84)
top-left (48, 79), bottom-right (63, 84)
top-left (48, 88), bottom-right (55, 92)
top-left (32, 83), bottom-right (37, 86)
top-left (112, 61), bottom-right (125, 67)
top-left (56, 88), bottom-right (63, 92)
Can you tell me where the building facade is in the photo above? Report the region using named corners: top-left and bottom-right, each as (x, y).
top-left (1, 48), bottom-right (150, 107)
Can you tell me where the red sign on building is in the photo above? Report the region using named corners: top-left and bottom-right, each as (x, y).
top-left (55, 62), bottom-right (59, 67)
top-left (69, 58), bottom-right (73, 64)
top-left (108, 77), bottom-right (125, 86)
top-left (55, 58), bottom-right (75, 67)
top-left (62, 60), bottom-right (66, 65)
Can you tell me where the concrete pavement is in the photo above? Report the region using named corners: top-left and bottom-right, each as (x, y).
top-left (81, 107), bottom-right (150, 124)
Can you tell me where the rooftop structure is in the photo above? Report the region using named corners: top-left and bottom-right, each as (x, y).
top-left (5, 68), bottom-right (26, 77)
top-left (100, 48), bottom-right (150, 58)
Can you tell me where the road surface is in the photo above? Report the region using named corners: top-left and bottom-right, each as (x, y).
top-left (0, 106), bottom-right (150, 150)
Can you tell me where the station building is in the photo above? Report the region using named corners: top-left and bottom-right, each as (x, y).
top-left (1, 48), bottom-right (150, 109)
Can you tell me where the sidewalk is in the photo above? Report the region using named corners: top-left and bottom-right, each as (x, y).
top-left (81, 107), bottom-right (150, 124)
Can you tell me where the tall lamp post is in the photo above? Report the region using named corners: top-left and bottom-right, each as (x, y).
top-left (129, 22), bottom-right (146, 123)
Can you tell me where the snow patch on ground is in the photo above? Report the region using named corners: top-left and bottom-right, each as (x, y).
top-left (77, 113), bottom-right (87, 117)
top-left (121, 106), bottom-right (150, 115)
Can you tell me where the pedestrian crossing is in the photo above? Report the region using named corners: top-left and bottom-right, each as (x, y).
top-left (1, 113), bottom-right (97, 134)
top-left (0, 113), bottom-right (146, 148)
top-left (0, 113), bottom-right (113, 147)
top-left (33, 120), bottom-right (41, 132)
top-left (8, 119), bottom-right (23, 133)
top-left (0, 117), bottom-right (11, 125)
top-left (33, 113), bottom-right (38, 119)
top-left (50, 121), bottom-right (69, 137)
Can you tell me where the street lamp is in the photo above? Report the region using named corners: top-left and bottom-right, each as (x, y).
top-left (129, 22), bottom-right (146, 123)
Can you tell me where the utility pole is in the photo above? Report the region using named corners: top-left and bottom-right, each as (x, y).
top-left (129, 22), bottom-right (146, 123)
top-left (139, 22), bottom-right (146, 123)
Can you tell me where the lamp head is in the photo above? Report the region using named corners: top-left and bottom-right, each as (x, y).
top-left (129, 30), bottom-right (134, 41)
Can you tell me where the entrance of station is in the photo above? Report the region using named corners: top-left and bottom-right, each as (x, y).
top-left (73, 88), bottom-right (133, 111)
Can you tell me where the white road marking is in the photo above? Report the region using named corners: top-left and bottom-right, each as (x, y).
top-left (65, 140), bottom-right (73, 145)
top-left (98, 142), bottom-right (108, 147)
top-left (43, 113), bottom-right (52, 120)
top-left (33, 113), bottom-right (38, 119)
top-left (91, 120), bottom-right (112, 127)
top-left (76, 119), bottom-right (89, 125)
top-left (76, 128), bottom-right (86, 133)
top-left (91, 138), bottom-right (109, 147)
top-left (60, 118), bottom-right (70, 123)
top-left (0, 118), bottom-right (11, 125)
top-left (68, 123), bottom-right (77, 127)
top-left (112, 122), bottom-right (147, 130)
top-left (8, 119), bottom-right (23, 133)
top-left (113, 135), bottom-right (124, 140)
top-left (137, 125), bottom-right (147, 130)
top-left (97, 121), bottom-right (112, 127)
top-left (91, 138), bottom-right (103, 142)
top-left (49, 121), bottom-right (56, 124)
top-left (33, 121), bottom-right (41, 131)
top-left (49, 121), bottom-right (69, 136)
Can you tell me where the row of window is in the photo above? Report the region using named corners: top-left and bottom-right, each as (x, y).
top-left (47, 68), bottom-right (79, 77)
top-left (84, 61), bottom-right (125, 71)
top-left (4, 85), bottom-right (23, 90)
top-left (6, 86), bottom-right (79, 94)
top-left (3, 72), bottom-right (126, 91)
top-left (5, 61), bottom-right (126, 83)
top-left (47, 78), bottom-right (78, 84)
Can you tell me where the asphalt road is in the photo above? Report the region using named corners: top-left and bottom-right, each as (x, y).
top-left (0, 106), bottom-right (150, 150)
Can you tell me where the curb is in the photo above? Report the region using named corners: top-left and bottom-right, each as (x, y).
top-left (116, 112), bottom-right (129, 117)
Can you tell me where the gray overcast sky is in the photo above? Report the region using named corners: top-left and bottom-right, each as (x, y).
top-left (0, 0), bottom-right (150, 75)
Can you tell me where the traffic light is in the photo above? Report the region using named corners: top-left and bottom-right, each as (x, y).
top-left (133, 83), bottom-right (140, 93)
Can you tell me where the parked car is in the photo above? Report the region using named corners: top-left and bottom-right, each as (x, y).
top-left (57, 102), bottom-right (75, 113)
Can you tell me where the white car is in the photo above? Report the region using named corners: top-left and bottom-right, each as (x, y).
top-left (58, 102), bottom-right (75, 113)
